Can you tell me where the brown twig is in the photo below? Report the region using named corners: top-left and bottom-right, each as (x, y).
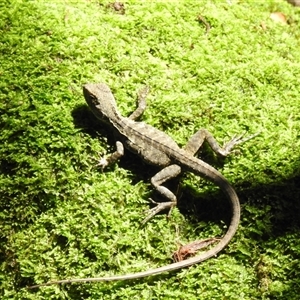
top-left (197, 15), bottom-right (211, 34)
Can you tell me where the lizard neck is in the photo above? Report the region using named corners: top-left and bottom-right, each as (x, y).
top-left (103, 107), bottom-right (123, 124)
top-left (88, 96), bottom-right (123, 126)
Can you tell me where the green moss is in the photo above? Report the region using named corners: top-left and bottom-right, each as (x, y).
top-left (1, 0), bottom-right (300, 299)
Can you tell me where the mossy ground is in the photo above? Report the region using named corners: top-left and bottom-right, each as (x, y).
top-left (1, 1), bottom-right (300, 299)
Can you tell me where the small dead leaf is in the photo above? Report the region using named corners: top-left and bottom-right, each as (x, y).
top-left (107, 2), bottom-right (125, 14)
top-left (173, 238), bottom-right (220, 262)
top-left (270, 12), bottom-right (287, 25)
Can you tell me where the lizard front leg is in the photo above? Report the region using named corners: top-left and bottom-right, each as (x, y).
top-left (128, 86), bottom-right (149, 120)
top-left (184, 128), bottom-right (259, 157)
top-left (143, 164), bottom-right (181, 224)
top-left (97, 141), bottom-right (124, 169)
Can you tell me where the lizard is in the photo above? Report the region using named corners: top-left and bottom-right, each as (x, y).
top-left (29, 83), bottom-right (257, 288)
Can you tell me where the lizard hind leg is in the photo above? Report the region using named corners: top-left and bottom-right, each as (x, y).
top-left (184, 128), bottom-right (260, 157)
top-left (142, 164), bottom-right (181, 224)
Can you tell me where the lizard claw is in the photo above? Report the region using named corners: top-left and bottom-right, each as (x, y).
top-left (141, 199), bottom-right (175, 225)
top-left (95, 157), bottom-right (109, 170)
top-left (221, 131), bottom-right (261, 156)
top-left (89, 153), bottom-right (108, 170)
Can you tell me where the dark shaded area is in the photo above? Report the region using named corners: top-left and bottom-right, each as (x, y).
top-left (179, 174), bottom-right (300, 237)
top-left (240, 175), bottom-right (300, 235)
top-left (0, 158), bottom-right (19, 176)
top-left (72, 104), bottom-right (110, 140)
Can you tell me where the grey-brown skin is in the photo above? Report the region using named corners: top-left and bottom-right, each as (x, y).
top-left (29, 83), bottom-right (257, 288)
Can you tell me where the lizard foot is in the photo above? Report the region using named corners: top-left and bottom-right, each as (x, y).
top-left (94, 141), bottom-right (125, 170)
top-left (89, 153), bottom-right (108, 171)
top-left (141, 199), bottom-right (175, 225)
top-left (221, 131), bottom-right (261, 156)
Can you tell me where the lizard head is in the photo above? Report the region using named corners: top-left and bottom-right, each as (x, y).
top-left (83, 83), bottom-right (120, 124)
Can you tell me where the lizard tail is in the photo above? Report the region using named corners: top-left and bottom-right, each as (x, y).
top-left (28, 178), bottom-right (240, 288)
